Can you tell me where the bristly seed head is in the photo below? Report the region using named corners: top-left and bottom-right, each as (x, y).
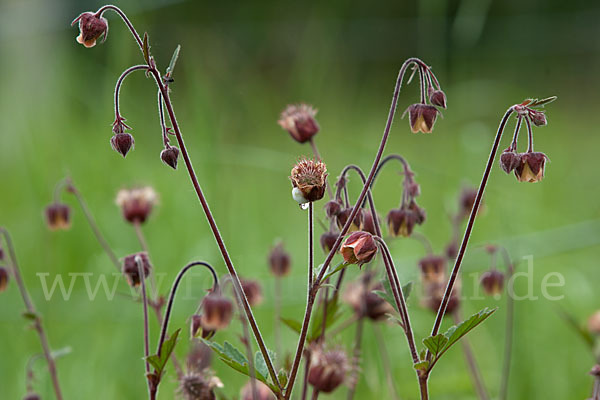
top-left (178, 372), bottom-right (222, 400)
top-left (116, 186), bottom-right (158, 224)
top-left (308, 346), bottom-right (349, 393)
top-left (278, 104), bottom-right (320, 144)
top-left (45, 203), bottom-right (72, 231)
top-left (72, 12), bottom-right (108, 48)
top-left (290, 158), bottom-right (328, 204)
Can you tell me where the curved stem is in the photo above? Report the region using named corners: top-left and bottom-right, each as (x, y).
top-left (428, 106), bottom-right (515, 344)
top-left (372, 154), bottom-right (412, 185)
top-left (337, 164), bottom-right (381, 235)
top-left (135, 255), bottom-right (152, 399)
top-left (0, 228), bottom-right (64, 400)
top-left (146, 68), bottom-right (282, 393)
top-left (156, 261), bottom-right (218, 356)
top-left (525, 116), bottom-right (534, 153)
top-left (114, 65), bottom-right (148, 120)
top-left (157, 90), bottom-right (170, 147)
top-left (69, 183), bottom-right (121, 271)
top-left (510, 116), bottom-right (522, 151)
top-left (97, 5), bottom-right (144, 51)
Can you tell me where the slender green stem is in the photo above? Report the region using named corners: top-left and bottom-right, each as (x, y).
top-left (0, 228), bottom-right (64, 400)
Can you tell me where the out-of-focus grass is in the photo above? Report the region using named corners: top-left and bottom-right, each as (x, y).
top-left (0, 0), bottom-right (599, 399)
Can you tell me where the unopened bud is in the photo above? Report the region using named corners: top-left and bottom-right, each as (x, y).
top-left (122, 253), bottom-right (151, 287)
top-left (320, 231), bottom-right (338, 253)
top-left (116, 187), bottom-right (157, 224)
top-left (110, 132), bottom-right (134, 158)
top-left (179, 372), bottom-right (220, 400)
top-left (324, 200), bottom-right (343, 219)
top-left (430, 90), bottom-right (447, 109)
top-left (528, 110), bottom-right (547, 127)
top-left (241, 279), bottom-right (263, 307)
top-left (72, 12), bottom-right (108, 48)
top-left (268, 243), bottom-right (291, 277)
top-left (499, 150), bottom-right (521, 174)
top-left (340, 231), bottom-right (378, 266)
top-left (278, 104), bottom-right (320, 144)
top-left (160, 146), bottom-right (180, 170)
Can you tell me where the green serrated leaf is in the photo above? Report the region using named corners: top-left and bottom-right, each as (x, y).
top-left (280, 318), bottom-right (302, 334)
top-left (147, 355), bottom-right (162, 372)
top-left (320, 261), bottom-right (350, 284)
top-left (147, 328), bottom-right (181, 377)
top-left (254, 351), bottom-right (269, 381)
top-left (224, 341), bottom-right (248, 366)
top-left (422, 334), bottom-right (448, 358)
top-left (414, 361), bottom-right (429, 371)
top-left (142, 32), bottom-right (150, 64)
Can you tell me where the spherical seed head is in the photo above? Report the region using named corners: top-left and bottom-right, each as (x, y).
top-left (480, 269), bottom-right (505, 297)
top-left (430, 90), bottom-right (447, 109)
top-left (499, 150), bottom-right (521, 174)
top-left (241, 279), bottom-right (263, 307)
top-left (290, 158), bottom-right (328, 203)
top-left (110, 133), bottom-right (135, 157)
top-left (240, 380), bottom-right (275, 400)
top-left (418, 255), bottom-right (447, 284)
top-left (278, 104), bottom-right (320, 144)
top-left (407, 104), bottom-right (439, 133)
top-left (0, 266), bottom-right (9, 292)
top-left (336, 207), bottom-right (363, 232)
top-left (72, 12), bottom-right (108, 48)
top-left (179, 372), bottom-right (221, 400)
top-left (320, 230), bottom-right (338, 253)
top-left (340, 231), bottom-right (378, 266)
top-left (116, 187), bottom-right (158, 224)
top-left (308, 347), bottom-right (349, 393)
top-left (514, 152), bottom-right (548, 183)
top-left (201, 293), bottom-right (233, 331)
top-left (268, 243), bottom-right (291, 277)
top-left (45, 203), bottom-right (72, 230)
top-left (160, 146), bottom-right (180, 170)
top-left (122, 252), bottom-right (151, 287)
top-left (588, 311), bottom-right (600, 335)
top-left (23, 393), bottom-right (41, 400)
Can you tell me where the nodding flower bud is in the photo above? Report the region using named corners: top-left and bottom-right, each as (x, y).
top-left (72, 12), bottom-right (108, 48)
top-left (116, 187), bottom-right (158, 224)
top-left (240, 380), bottom-right (275, 400)
top-left (445, 242), bottom-right (458, 259)
top-left (480, 269), bottom-right (504, 297)
top-left (320, 230), bottom-right (339, 253)
top-left (191, 314), bottom-right (216, 339)
top-left (406, 104), bottom-right (439, 134)
top-left (340, 231), bottom-right (378, 266)
top-left (406, 181), bottom-right (421, 198)
top-left (201, 293), bottom-right (233, 331)
top-left (110, 133), bottom-right (135, 158)
top-left (241, 279), bottom-right (263, 307)
top-left (528, 110), bottom-right (547, 127)
top-left (308, 347), bottom-right (349, 393)
top-left (514, 152), bottom-right (548, 183)
top-left (122, 252), bottom-right (151, 287)
top-left (45, 203), bottom-right (71, 230)
top-left (179, 372), bottom-right (222, 400)
top-left (343, 276), bottom-right (394, 321)
top-left (499, 149), bottom-right (521, 174)
top-left (23, 393), bottom-right (41, 400)
top-left (290, 158), bottom-right (328, 204)
top-left (387, 202), bottom-right (425, 238)
top-left (590, 365), bottom-right (600, 378)
top-left (0, 266), bottom-right (9, 293)
top-left (336, 207), bottom-right (363, 232)
top-left (423, 281), bottom-right (461, 315)
top-left (429, 90), bottom-right (447, 109)
top-left (160, 146), bottom-right (180, 170)
top-left (459, 187), bottom-right (479, 218)
top-left (268, 243), bottom-right (291, 277)
top-left (361, 210), bottom-right (380, 236)
top-left (278, 104), bottom-right (320, 144)
top-left (324, 200), bottom-right (343, 219)
top-left (588, 311), bottom-right (600, 335)
top-left (418, 255), bottom-right (447, 284)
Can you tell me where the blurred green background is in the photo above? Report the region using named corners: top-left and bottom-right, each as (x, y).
top-left (1, 0), bottom-right (599, 398)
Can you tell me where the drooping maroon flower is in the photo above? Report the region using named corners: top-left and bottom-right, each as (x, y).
top-left (110, 132), bottom-right (135, 157)
top-left (160, 146), bottom-right (180, 170)
top-left (320, 230), bottom-right (339, 253)
top-left (122, 252), bottom-right (151, 287)
top-left (278, 104), bottom-right (320, 143)
top-left (308, 346), bottom-right (349, 393)
top-left (514, 152), bottom-right (548, 183)
top-left (45, 203), bottom-right (72, 230)
top-left (480, 269), bottom-right (505, 297)
top-left (423, 280), bottom-right (461, 315)
top-left (361, 210), bottom-right (380, 236)
top-left (201, 293), bottom-right (233, 331)
top-left (340, 231), bottom-right (378, 266)
top-left (418, 255), bottom-right (447, 284)
top-left (406, 104), bottom-right (439, 133)
top-left (72, 12), bottom-right (108, 48)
